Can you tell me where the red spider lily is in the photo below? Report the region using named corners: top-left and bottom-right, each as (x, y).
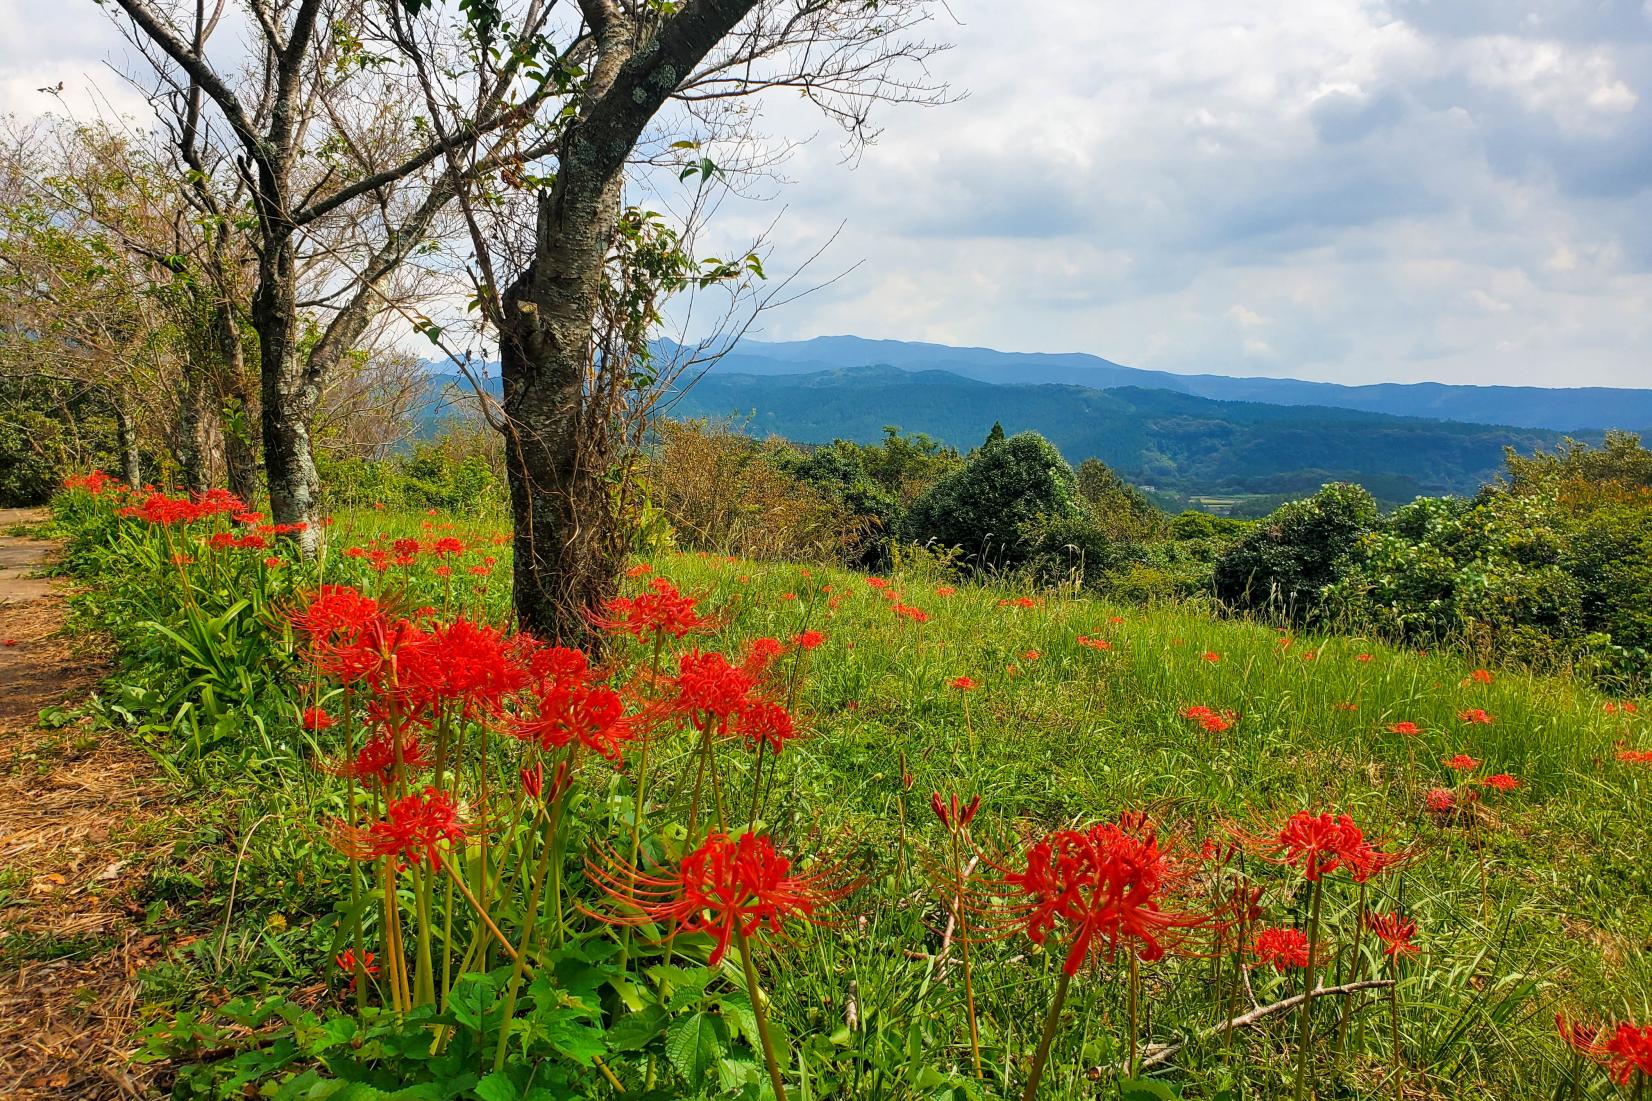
top-left (1444, 753), bottom-right (1482, 772)
top-left (1181, 704), bottom-right (1236, 733)
top-left (1344, 838), bottom-right (1415, 883)
top-left (865, 577), bottom-right (890, 590)
top-left (431, 537), bottom-right (465, 557)
top-left (1388, 721), bottom-right (1421, 736)
top-left (930, 792), bottom-right (981, 830)
top-left (1478, 773), bottom-right (1520, 791)
top-left (1617, 749), bottom-right (1652, 765)
top-left (989, 815), bottom-right (1214, 974)
top-left (1467, 668), bottom-right (1494, 685)
top-left (392, 538), bottom-right (420, 558)
top-left (328, 728), bottom-right (429, 785)
top-left (596, 577), bottom-right (708, 641)
top-left (338, 786), bottom-right (465, 869)
top-left (587, 831), bottom-right (846, 966)
top-left (790, 630), bottom-right (826, 651)
top-left (301, 706), bottom-right (335, 731)
top-left (950, 676), bottom-right (979, 691)
top-left (63, 470), bottom-right (114, 495)
top-left (334, 948), bottom-right (378, 990)
top-left (1109, 615), bottom-right (1125, 624)
top-left (1249, 926), bottom-right (1311, 971)
top-left (1335, 701), bottom-right (1358, 712)
top-left (510, 678), bottom-right (634, 766)
top-left (1605, 701), bottom-right (1641, 715)
top-left (1201, 651), bottom-right (1220, 663)
top-left (626, 562), bottom-right (653, 578)
top-left (1458, 708), bottom-right (1495, 725)
top-left (1077, 635), bottom-right (1113, 651)
top-left (1364, 912), bottom-right (1419, 958)
top-left (1230, 810), bottom-right (1380, 883)
top-left (527, 644), bottom-right (592, 688)
top-left (742, 637), bottom-right (784, 677)
top-left (732, 700), bottom-right (798, 756)
top-left (397, 617), bottom-right (530, 719)
top-left (1424, 787), bottom-right (1458, 815)
top-left (892, 603), bottom-right (929, 623)
top-left (669, 650), bottom-right (756, 733)
top-left (522, 761), bottom-right (543, 799)
top-left (935, 585), bottom-right (957, 597)
top-left (1022, 650), bottom-right (1041, 661)
top-left (312, 615), bottom-right (427, 688)
top-left (1356, 653), bottom-right (1374, 663)
top-left (1559, 1016), bottom-right (1652, 1086)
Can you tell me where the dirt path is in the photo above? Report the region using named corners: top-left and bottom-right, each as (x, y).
top-left (0, 509), bottom-right (168, 1098)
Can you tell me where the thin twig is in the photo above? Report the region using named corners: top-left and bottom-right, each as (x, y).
top-left (1099, 978), bottom-right (1396, 1075)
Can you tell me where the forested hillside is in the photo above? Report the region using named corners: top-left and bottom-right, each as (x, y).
top-left (665, 363), bottom-right (1582, 501)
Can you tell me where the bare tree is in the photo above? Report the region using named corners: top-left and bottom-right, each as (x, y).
top-left (105, 0), bottom-right (571, 549)
top-left (399, 0), bottom-right (949, 639)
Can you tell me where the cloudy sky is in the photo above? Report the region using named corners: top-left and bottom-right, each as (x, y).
top-left (7, 0), bottom-right (1652, 387)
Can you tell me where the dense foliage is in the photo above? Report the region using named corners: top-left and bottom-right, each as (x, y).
top-left (1325, 432), bottom-right (1652, 687)
top-left (1211, 483), bottom-right (1381, 622)
top-left (902, 430), bottom-right (1083, 569)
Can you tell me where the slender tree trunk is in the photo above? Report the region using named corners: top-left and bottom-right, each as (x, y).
top-left (113, 388), bottom-right (142, 488)
top-left (500, 170), bottom-right (624, 641)
top-left (215, 303), bottom-right (261, 504)
top-left (253, 232), bottom-right (321, 552)
top-left (178, 356), bottom-right (212, 494)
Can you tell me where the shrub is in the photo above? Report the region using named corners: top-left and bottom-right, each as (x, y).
top-left (903, 430), bottom-right (1081, 570)
top-left (646, 419), bottom-right (864, 562)
top-left (1211, 482), bottom-right (1378, 622)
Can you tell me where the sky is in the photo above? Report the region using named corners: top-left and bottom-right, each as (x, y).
top-left (6, 0), bottom-right (1652, 387)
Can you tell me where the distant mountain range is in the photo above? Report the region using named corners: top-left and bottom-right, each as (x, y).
top-left (702, 336), bottom-right (1652, 434)
top-left (422, 336), bottom-right (1649, 508)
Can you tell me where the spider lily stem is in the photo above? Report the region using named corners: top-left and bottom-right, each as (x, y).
top-left (1023, 969), bottom-right (1073, 1101)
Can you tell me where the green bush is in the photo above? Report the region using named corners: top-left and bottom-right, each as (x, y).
top-left (903, 430), bottom-right (1082, 570)
top-left (1211, 482), bottom-right (1378, 622)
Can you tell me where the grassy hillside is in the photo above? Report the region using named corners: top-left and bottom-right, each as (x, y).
top-left (64, 493), bottom-right (1652, 1099)
top-left (669, 364), bottom-right (1583, 500)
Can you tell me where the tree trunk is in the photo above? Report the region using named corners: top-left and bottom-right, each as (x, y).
top-left (114, 388), bottom-right (142, 488)
top-left (500, 171), bottom-right (625, 642)
top-left (253, 233), bottom-right (321, 553)
top-left (215, 303), bottom-right (261, 505)
top-left (177, 356), bottom-right (212, 494)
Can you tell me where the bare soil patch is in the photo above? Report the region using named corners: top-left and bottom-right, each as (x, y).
top-left (0, 509), bottom-right (169, 1099)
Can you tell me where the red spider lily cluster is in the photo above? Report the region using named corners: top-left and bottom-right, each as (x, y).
top-left (1250, 925), bottom-right (1311, 971)
top-left (1558, 1016), bottom-right (1652, 1086)
top-left (118, 487), bottom-right (252, 526)
top-left (1230, 810), bottom-right (1409, 884)
top-left (986, 813), bottom-right (1215, 974)
top-left (62, 470), bottom-right (117, 495)
top-left (1181, 704), bottom-right (1237, 733)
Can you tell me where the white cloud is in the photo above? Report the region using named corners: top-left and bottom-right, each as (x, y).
top-left (7, 0), bottom-right (1652, 387)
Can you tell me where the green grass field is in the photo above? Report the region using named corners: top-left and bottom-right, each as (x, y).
top-left (53, 500), bottom-right (1652, 1098)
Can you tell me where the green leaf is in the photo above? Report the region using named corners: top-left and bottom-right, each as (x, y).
top-left (665, 1011), bottom-right (728, 1087)
top-left (1118, 1078), bottom-right (1179, 1101)
top-left (607, 1004), bottom-right (669, 1052)
top-left (475, 1072), bottom-right (521, 1101)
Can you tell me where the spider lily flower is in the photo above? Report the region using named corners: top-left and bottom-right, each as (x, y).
top-left (585, 830), bottom-right (850, 966)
